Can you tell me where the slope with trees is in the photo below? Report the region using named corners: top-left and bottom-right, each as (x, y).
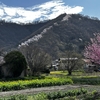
top-left (33, 14), bottom-right (100, 58)
top-left (0, 20), bottom-right (49, 49)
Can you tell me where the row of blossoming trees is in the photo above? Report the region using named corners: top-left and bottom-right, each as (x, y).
top-left (84, 34), bottom-right (100, 66)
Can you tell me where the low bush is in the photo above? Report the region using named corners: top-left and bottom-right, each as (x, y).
top-left (0, 77), bottom-right (73, 91)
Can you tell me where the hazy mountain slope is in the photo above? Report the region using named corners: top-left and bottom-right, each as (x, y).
top-left (0, 21), bottom-right (49, 49)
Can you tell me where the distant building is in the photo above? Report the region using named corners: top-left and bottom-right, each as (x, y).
top-left (51, 57), bottom-right (78, 71)
top-left (83, 59), bottom-right (99, 72)
top-left (59, 58), bottom-right (78, 61)
top-left (51, 59), bottom-right (59, 70)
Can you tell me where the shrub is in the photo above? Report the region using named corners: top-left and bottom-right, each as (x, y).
top-left (4, 51), bottom-right (27, 78)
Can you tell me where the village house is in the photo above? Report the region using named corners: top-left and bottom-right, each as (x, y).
top-left (83, 59), bottom-right (100, 73)
top-left (51, 57), bottom-right (78, 71)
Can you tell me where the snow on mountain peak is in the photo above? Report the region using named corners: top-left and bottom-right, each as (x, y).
top-left (0, 0), bottom-right (83, 24)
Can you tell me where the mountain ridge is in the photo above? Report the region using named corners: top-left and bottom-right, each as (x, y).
top-left (0, 14), bottom-right (100, 58)
top-left (27, 14), bottom-right (100, 58)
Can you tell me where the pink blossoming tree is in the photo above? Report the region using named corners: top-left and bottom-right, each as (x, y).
top-left (84, 34), bottom-right (100, 65)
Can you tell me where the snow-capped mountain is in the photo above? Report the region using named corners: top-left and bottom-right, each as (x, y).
top-left (0, 0), bottom-right (83, 24)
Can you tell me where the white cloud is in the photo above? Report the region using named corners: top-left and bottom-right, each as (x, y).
top-left (0, 9), bottom-right (4, 16)
top-left (0, 0), bottom-right (84, 23)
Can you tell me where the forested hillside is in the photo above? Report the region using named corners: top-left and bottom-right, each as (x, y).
top-left (29, 14), bottom-right (100, 58)
top-left (0, 14), bottom-right (100, 58)
top-left (0, 20), bottom-right (49, 49)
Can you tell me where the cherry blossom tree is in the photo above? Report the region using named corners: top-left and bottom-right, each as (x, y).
top-left (84, 34), bottom-right (100, 65)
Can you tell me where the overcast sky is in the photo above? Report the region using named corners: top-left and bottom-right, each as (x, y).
top-left (0, 0), bottom-right (99, 23)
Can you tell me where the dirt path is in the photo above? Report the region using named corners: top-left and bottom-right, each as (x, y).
top-left (0, 85), bottom-right (94, 97)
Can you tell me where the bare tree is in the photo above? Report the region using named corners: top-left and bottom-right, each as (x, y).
top-left (19, 45), bottom-right (51, 76)
top-left (59, 51), bottom-right (81, 75)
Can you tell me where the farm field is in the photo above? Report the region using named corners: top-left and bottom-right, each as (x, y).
top-left (0, 71), bottom-right (100, 99)
top-left (1, 85), bottom-right (100, 100)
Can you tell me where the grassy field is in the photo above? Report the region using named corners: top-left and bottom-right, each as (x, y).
top-left (50, 70), bottom-right (100, 77)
